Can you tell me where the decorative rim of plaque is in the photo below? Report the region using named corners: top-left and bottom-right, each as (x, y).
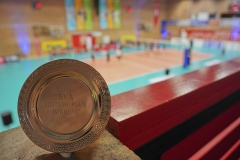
top-left (18, 59), bottom-right (111, 153)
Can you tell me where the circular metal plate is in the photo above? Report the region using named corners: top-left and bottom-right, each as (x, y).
top-left (18, 59), bottom-right (111, 153)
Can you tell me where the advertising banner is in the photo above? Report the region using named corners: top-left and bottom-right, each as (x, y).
top-left (120, 34), bottom-right (136, 43)
top-left (41, 40), bottom-right (67, 51)
top-left (181, 29), bottom-right (240, 41)
top-left (72, 34), bottom-right (95, 51)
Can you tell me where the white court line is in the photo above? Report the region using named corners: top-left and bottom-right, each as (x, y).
top-left (108, 49), bottom-right (213, 85)
top-left (148, 74), bottom-right (176, 84)
top-left (204, 59), bottom-right (222, 67)
top-left (107, 69), bottom-right (165, 85)
top-left (108, 62), bottom-right (180, 85)
top-left (122, 60), bottom-right (154, 71)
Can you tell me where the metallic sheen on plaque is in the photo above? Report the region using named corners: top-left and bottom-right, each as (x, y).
top-left (18, 59), bottom-right (111, 153)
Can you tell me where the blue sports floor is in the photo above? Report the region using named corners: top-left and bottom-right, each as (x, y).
top-left (0, 44), bottom-right (240, 132)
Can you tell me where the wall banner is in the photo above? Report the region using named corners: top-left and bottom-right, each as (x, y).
top-left (75, 0), bottom-right (85, 30)
top-left (113, 0), bottom-right (120, 28)
top-left (99, 0), bottom-right (120, 29)
top-left (84, 0), bottom-right (93, 30)
top-left (65, 0), bottom-right (76, 31)
top-left (65, 0), bottom-right (93, 30)
top-left (100, 0), bottom-right (108, 29)
top-left (153, 1), bottom-right (159, 26)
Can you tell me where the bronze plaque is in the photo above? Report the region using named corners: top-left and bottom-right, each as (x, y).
top-left (18, 59), bottom-right (111, 153)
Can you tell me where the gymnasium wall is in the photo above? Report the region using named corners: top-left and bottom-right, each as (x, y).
top-left (190, 0), bottom-right (230, 18)
top-left (0, 0), bottom-right (167, 57)
top-left (166, 0), bottom-right (233, 38)
top-left (0, 0), bottom-right (67, 57)
top-left (166, 0), bottom-right (231, 20)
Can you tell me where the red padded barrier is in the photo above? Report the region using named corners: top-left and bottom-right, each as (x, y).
top-left (0, 56), bottom-right (5, 65)
top-left (161, 102), bottom-right (240, 160)
top-left (189, 117), bottom-right (240, 160)
top-left (107, 58), bottom-right (240, 150)
top-left (220, 140), bottom-right (240, 160)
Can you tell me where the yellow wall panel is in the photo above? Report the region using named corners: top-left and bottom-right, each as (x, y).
top-left (120, 34), bottom-right (136, 43)
top-left (41, 40), bottom-right (67, 51)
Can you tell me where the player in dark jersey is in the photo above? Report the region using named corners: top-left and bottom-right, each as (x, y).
top-left (106, 50), bottom-right (110, 62)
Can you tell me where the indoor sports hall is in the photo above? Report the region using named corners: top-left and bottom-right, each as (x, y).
top-left (0, 0), bottom-right (240, 160)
